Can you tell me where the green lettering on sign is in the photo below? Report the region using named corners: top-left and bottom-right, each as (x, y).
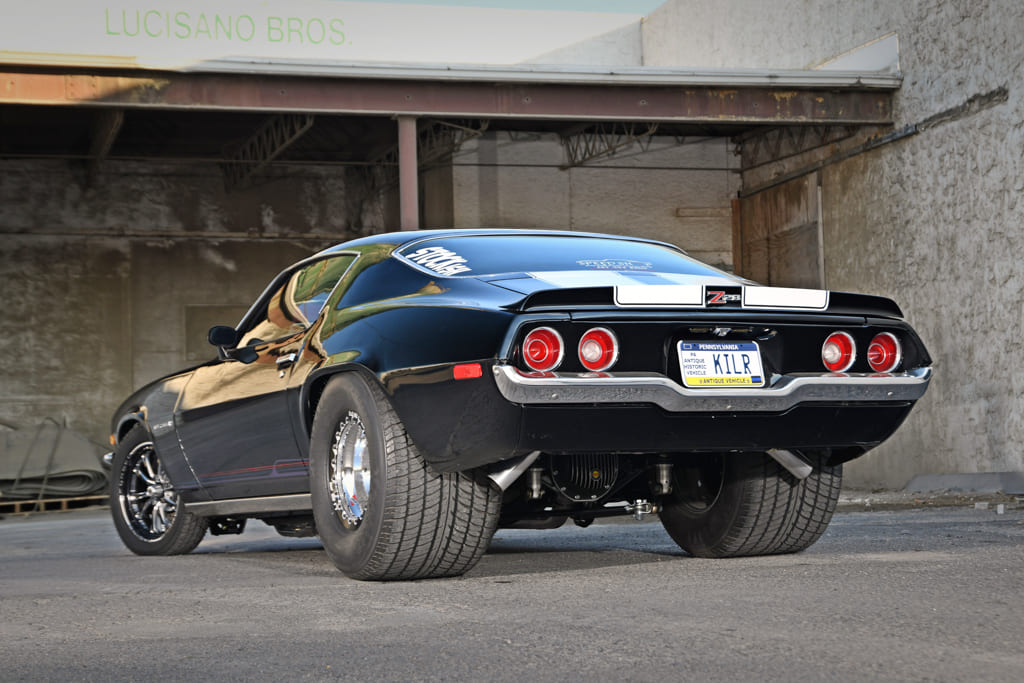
top-left (101, 7), bottom-right (349, 47)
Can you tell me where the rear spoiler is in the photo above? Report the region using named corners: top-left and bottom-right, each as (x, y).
top-left (518, 286), bottom-right (903, 319)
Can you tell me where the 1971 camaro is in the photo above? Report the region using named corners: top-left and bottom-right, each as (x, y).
top-left (107, 229), bottom-right (931, 580)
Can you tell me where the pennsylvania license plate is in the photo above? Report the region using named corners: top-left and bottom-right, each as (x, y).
top-left (678, 341), bottom-right (765, 388)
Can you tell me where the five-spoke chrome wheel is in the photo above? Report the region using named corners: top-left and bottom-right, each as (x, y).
top-left (328, 411), bottom-right (371, 529)
top-left (119, 440), bottom-right (179, 541)
top-left (110, 427), bottom-right (205, 556)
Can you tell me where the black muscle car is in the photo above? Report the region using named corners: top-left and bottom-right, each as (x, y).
top-left (107, 229), bottom-right (932, 580)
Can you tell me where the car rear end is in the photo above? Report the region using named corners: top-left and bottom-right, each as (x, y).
top-left (494, 283), bottom-right (931, 463)
top-left (386, 231), bottom-right (932, 557)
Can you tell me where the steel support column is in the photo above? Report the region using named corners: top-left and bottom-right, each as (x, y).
top-left (86, 108), bottom-right (123, 186)
top-left (397, 115), bottom-right (419, 231)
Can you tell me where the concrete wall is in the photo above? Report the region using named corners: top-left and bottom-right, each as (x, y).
top-left (0, 160), bottom-right (379, 445)
top-left (449, 131), bottom-right (739, 269)
top-left (644, 0), bottom-right (1024, 487)
top-left (8, 0), bottom-right (1018, 490)
top-left (0, 139), bottom-right (740, 449)
top-left (1, 0), bottom-right (648, 441)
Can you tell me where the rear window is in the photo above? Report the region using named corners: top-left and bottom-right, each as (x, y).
top-left (396, 235), bottom-right (723, 278)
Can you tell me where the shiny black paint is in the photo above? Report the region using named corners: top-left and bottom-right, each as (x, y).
top-left (174, 330), bottom-right (308, 502)
top-left (382, 361), bottom-right (523, 470)
top-left (518, 403), bottom-right (914, 457)
top-left (512, 285), bottom-right (905, 319)
top-left (505, 314), bottom-right (929, 377)
top-left (109, 229), bottom-right (932, 509)
top-left (112, 372), bottom-right (207, 500)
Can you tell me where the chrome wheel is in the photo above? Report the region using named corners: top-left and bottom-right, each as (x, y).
top-left (119, 440), bottom-right (179, 541)
top-left (311, 373), bottom-right (501, 579)
top-left (328, 411), bottom-right (371, 529)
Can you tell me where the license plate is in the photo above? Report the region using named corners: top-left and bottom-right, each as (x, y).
top-left (678, 341), bottom-right (765, 388)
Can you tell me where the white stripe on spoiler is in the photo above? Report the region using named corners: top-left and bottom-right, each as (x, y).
top-left (743, 286), bottom-right (829, 310)
top-left (612, 284), bottom-right (830, 310)
top-left (615, 285), bottom-right (704, 306)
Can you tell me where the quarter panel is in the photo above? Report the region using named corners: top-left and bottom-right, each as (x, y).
top-left (382, 361), bottom-right (523, 471)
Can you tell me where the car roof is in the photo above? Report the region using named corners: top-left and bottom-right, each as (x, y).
top-left (314, 228), bottom-right (685, 257)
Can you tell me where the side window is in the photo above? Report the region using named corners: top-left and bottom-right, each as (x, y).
top-left (290, 255), bottom-right (357, 321)
top-left (237, 254), bottom-right (357, 347)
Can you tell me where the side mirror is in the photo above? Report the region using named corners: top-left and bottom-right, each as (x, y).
top-left (208, 325), bottom-right (259, 364)
top-left (207, 325), bottom-right (240, 348)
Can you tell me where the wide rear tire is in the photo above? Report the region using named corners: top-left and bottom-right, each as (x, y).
top-left (770, 451), bottom-right (842, 554)
top-left (660, 452), bottom-right (841, 558)
top-left (310, 372), bottom-right (501, 580)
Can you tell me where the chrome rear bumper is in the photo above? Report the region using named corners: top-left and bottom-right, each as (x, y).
top-left (492, 365), bottom-right (931, 413)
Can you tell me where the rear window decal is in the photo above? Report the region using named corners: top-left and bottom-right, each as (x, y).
top-left (576, 258), bottom-right (653, 271)
top-left (397, 235), bottom-right (730, 280)
top-left (405, 246), bottom-right (471, 276)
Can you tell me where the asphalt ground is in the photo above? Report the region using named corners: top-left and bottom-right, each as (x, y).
top-left (1, 500), bottom-right (1022, 682)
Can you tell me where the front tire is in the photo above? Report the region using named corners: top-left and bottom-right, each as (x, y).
top-left (110, 426), bottom-right (207, 555)
top-left (310, 372), bottom-right (501, 580)
top-left (660, 452), bottom-right (841, 558)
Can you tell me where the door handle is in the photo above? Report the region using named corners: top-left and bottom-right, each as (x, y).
top-left (276, 352), bottom-right (298, 373)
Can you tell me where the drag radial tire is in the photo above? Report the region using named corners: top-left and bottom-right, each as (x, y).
top-left (659, 452), bottom-right (841, 558)
top-left (309, 372), bottom-right (501, 581)
top-left (110, 425), bottom-right (207, 556)
top-left (770, 451), bottom-right (842, 555)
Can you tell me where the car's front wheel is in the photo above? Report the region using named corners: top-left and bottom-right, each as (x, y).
top-left (110, 426), bottom-right (207, 555)
top-left (310, 372), bottom-right (501, 580)
top-left (659, 452), bottom-right (841, 557)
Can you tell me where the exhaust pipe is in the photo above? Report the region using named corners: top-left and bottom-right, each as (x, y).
top-left (766, 448), bottom-right (813, 480)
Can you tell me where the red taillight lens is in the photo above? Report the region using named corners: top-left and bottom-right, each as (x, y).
top-left (522, 327), bottom-right (564, 372)
top-left (867, 332), bottom-right (902, 372)
top-left (578, 327), bottom-right (619, 372)
top-left (822, 331), bottom-right (856, 372)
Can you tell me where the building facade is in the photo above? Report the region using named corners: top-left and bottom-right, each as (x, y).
top-left (1, 0), bottom-right (1019, 489)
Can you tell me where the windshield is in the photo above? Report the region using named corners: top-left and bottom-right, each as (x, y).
top-left (396, 235), bottom-right (726, 279)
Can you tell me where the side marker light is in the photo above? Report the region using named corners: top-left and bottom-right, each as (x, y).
top-left (453, 363), bottom-right (483, 380)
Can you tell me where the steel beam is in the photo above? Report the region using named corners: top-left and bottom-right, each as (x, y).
top-left (740, 124), bottom-right (861, 170)
top-left (0, 71), bottom-right (894, 124)
top-left (418, 119), bottom-right (490, 167)
top-left (222, 113), bottom-right (315, 190)
top-left (560, 122), bottom-right (660, 168)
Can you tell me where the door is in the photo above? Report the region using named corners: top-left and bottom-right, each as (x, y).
top-left (174, 254), bottom-right (357, 500)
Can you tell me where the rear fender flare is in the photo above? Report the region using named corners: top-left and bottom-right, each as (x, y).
top-left (300, 364), bottom-right (381, 439)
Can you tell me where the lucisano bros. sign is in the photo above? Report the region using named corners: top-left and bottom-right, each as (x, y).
top-left (0, 0), bottom-right (641, 70)
top-left (102, 7), bottom-right (347, 46)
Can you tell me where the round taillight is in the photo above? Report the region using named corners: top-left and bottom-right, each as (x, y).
top-left (822, 331), bottom-right (856, 372)
top-left (522, 327), bottom-right (564, 372)
top-left (867, 332), bottom-right (902, 372)
top-left (578, 327), bottom-right (619, 372)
